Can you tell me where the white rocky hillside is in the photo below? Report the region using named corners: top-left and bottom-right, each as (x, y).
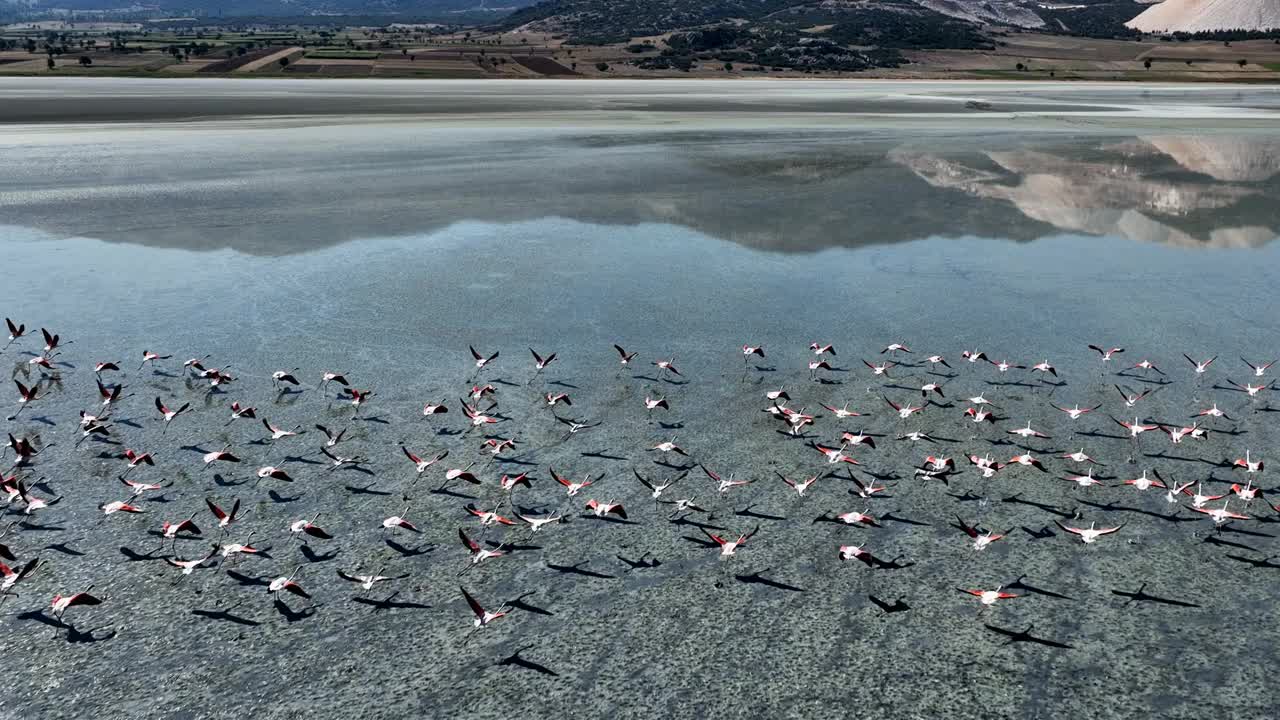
top-left (1127, 0), bottom-right (1280, 33)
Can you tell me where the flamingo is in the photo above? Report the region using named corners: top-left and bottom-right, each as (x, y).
top-left (154, 397), bottom-right (190, 434)
top-left (262, 419), bottom-right (301, 441)
top-left (613, 344), bottom-right (638, 365)
top-left (585, 499), bottom-right (627, 519)
top-left (551, 467), bottom-right (594, 496)
top-left (51, 586), bottom-right (101, 620)
top-left (267, 567), bottom-right (311, 600)
top-left (289, 513), bottom-right (332, 541)
top-left (381, 506), bottom-right (419, 534)
top-left (469, 346), bottom-right (499, 372)
top-left (958, 587), bottom-right (1020, 606)
top-left (461, 586), bottom-right (508, 633)
top-left (138, 350), bottom-right (172, 371)
top-left (702, 525), bottom-right (758, 558)
top-left (1, 318), bottom-right (24, 353)
top-left (338, 567), bottom-right (407, 592)
top-left (1232, 450), bottom-right (1264, 474)
top-left (1056, 520), bottom-right (1123, 544)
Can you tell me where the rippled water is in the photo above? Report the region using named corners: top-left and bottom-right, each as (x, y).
top-left (2, 84), bottom-right (1280, 719)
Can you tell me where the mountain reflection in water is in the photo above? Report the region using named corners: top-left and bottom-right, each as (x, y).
top-left (0, 128), bottom-right (1275, 254)
top-left (890, 135), bottom-right (1280, 249)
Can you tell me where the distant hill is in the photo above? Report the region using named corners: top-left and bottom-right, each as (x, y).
top-left (0, 0), bottom-right (541, 22)
top-left (499, 0), bottom-right (996, 72)
top-left (1127, 0), bottom-right (1280, 33)
top-left (0, 0), bottom-right (1148, 36)
top-left (495, 0), bottom-right (1149, 72)
top-left (500, 0), bottom-right (1146, 40)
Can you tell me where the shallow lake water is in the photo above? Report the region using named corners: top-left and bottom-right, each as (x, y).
top-left (1, 81), bottom-right (1279, 719)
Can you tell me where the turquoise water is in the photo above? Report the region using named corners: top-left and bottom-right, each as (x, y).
top-left (2, 115), bottom-right (1280, 718)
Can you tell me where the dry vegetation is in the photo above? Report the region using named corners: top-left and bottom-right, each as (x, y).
top-left (2, 22), bottom-right (1279, 80)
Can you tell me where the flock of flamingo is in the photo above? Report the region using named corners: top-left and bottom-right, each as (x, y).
top-left (2, 315), bottom-right (1277, 653)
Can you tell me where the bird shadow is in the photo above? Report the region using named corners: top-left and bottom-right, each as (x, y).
top-left (546, 561), bottom-right (616, 579)
top-left (668, 516), bottom-right (723, 531)
top-left (1203, 534), bottom-right (1258, 552)
top-left (300, 545), bottom-right (339, 563)
top-left (734, 505), bottom-right (787, 522)
top-left (17, 521), bottom-right (65, 532)
top-left (881, 512), bottom-right (930, 527)
top-left (344, 484), bottom-right (393, 497)
top-left (1078, 499), bottom-right (1195, 524)
top-left (1219, 525), bottom-right (1275, 539)
top-left (984, 623), bottom-right (1072, 649)
top-left (273, 599), bottom-right (319, 623)
top-left (868, 594), bottom-right (910, 615)
top-left (1077, 430), bottom-right (1129, 441)
top-left (1224, 553), bottom-right (1280, 569)
top-left (353, 591), bottom-right (432, 612)
top-left (284, 455), bottom-right (324, 466)
top-left (873, 556), bottom-right (916, 571)
top-left (268, 490), bottom-right (304, 504)
top-left (1111, 583), bottom-right (1199, 608)
top-left (495, 457), bottom-right (538, 467)
top-left (120, 545), bottom-right (168, 562)
top-left (617, 554), bottom-right (662, 571)
top-left (65, 623), bottom-right (117, 644)
top-left (735, 569), bottom-right (803, 592)
top-left (225, 569), bottom-right (270, 587)
top-left (653, 460), bottom-right (696, 471)
top-left (385, 538), bottom-right (434, 558)
top-left (1020, 525), bottom-right (1056, 540)
top-left (1006, 574), bottom-right (1074, 601)
top-left (496, 646), bottom-right (559, 677)
top-left (578, 514), bottom-right (638, 526)
top-left (1002, 494), bottom-right (1074, 519)
top-left (16, 609), bottom-right (64, 629)
top-left (44, 541), bottom-right (85, 556)
top-left (680, 535), bottom-right (719, 549)
top-left (506, 591), bottom-right (555, 616)
top-left (191, 604), bottom-right (261, 626)
top-left (430, 487), bottom-right (478, 500)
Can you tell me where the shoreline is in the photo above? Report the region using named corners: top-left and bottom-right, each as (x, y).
top-left (1, 77), bottom-right (1278, 125)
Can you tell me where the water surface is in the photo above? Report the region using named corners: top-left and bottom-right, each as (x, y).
top-left (2, 82), bottom-right (1280, 719)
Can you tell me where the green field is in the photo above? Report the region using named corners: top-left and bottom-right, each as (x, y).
top-left (305, 49), bottom-right (380, 59)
